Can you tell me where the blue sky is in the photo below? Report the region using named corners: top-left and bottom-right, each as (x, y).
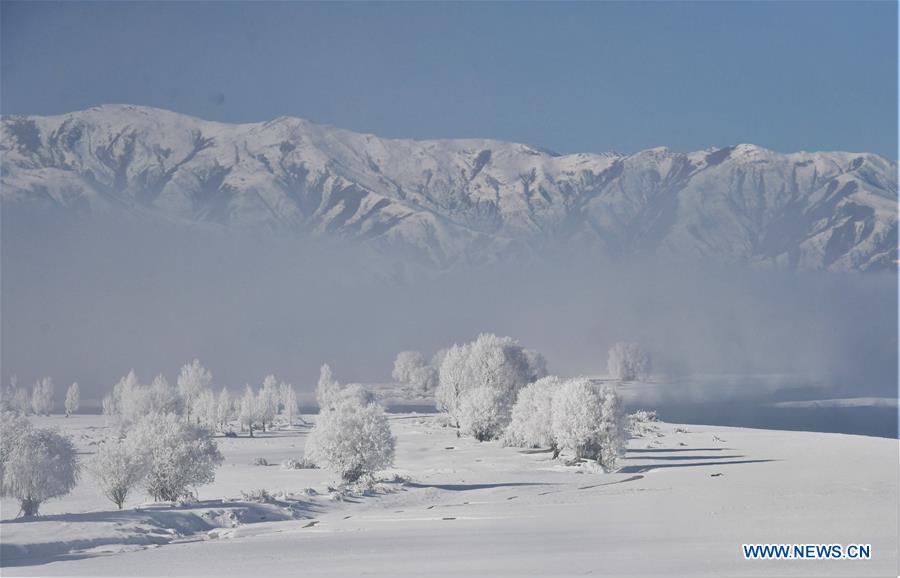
top-left (1, 1), bottom-right (897, 157)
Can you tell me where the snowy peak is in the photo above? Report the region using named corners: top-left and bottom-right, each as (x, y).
top-left (2, 106), bottom-right (897, 272)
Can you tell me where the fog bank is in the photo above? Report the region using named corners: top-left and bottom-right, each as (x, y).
top-left (2, 208), bottom-right (896, 407)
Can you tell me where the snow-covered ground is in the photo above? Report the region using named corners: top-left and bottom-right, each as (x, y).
top-left (1, 413), bottom-right (897, 577)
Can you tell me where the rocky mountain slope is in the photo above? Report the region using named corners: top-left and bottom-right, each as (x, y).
top-left (2, 105), bottom-right (896, 271)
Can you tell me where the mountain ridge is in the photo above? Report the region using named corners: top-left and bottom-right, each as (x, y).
top-left (2, 104), bottom-right (897, 272)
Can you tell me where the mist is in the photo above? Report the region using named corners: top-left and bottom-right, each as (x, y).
top-left (2, 207), bottom-right (896, 411)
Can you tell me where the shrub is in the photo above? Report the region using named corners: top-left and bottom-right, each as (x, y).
top-left (240, 488), bottom-right (277, 504)
top-left (281, 457), bottom-right (317, 470)
top-left (627, 410), bottom-right (659, 437)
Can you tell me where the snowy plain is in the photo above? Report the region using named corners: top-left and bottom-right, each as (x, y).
top-left (1, 412), bottom-right (897, 577)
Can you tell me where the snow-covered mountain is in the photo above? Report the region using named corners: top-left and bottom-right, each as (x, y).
top-left (2, 105), bottom-right (896, 272)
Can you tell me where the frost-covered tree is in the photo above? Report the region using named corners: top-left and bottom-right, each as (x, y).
top-left (278, 382), bottom-right (299, 426)
top-left (607, 342), bottom-right (651, 382)
top-left (0, 423), bottom-right (80, 516)
top-left (111, 373), bottom-right (146, 427)
top-left (257, 375), bottom-right (279, 432)
top-left (125, 413), bottom-right (223, 502)
top-left (596, 384), bottom-right (626, 471)
top-left (193, 389), bottom-right (218, 430)
top-left (102, 370), bottom-right (139, 421)
top-left (216, 388), bottom-right (233, 431)
top-left (431, 348), bottom-right (450, 372)
top-left (13, 387), bottom-right (31, 414)
top-left (103, 372), bottom-right (182, 430)
top-left (148, 374), bottom-right (182, 415)
top-left (0, 411), bottom-right (32, 482)
top-left (316, 363), bottom-right (340, 411)
top-left (458, 387), bottom-right (506, 441)
top-left (436, 334), bottom-right (546, 439)
top-left (551, 378), bottom-right (625, 469)
top-left (306, 390), bottom-right (395, 483)
top-left (505, 376), bottom-right (562, 455)
top-left (467, 334), bottom-right (541, 403)
top-left (1, 376), bottom-right (17, 413)
top-left (91, 439), bottom-right (146, 509)
top-left (31, 377), bottom-right (54, 416)
top-left (524, 349), bottom-right (549, 382)
top-left (238, 385), bottom-right (259, 436)
top-left (335, 383), bottom-right (376, 407)
top-left (4, 376), bottom-right (32, 415)
top-left (64, 382), bottom-right (80, 417)
top-left (392, 351), bottom-right (438, 393)
top-left (551, 378), bottom-right (603, 461)
top-left (435, 343), bottom-right (472, 430)
top-left (177, 359), bottom-right (212, 422)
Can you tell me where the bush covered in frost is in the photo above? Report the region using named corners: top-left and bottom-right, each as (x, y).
top-left (282, 456), bottom-right (317, 470)
top-left (307, 373), bottom-right (395, 483)
top-left (504, 376), bottom-right (562, 454)
top-left (550, 378), bottom-right (625, 471)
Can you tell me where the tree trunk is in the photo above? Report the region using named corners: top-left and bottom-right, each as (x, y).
top-left (20, 497), bottom-right (40, 517)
